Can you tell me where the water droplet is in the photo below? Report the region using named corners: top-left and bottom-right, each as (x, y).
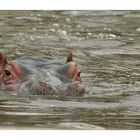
top-left (18, 33), bottom-right (24, 36)
top-left (76, 32), bottom-right (80, 35)
top-left (29, 36), bottom-right (35, 40)
top-left (136, 27), bottom-right (140, 32)
top-left (77, 24), bottom-right (81, 28)
top-left (87, 33), bottom-right (92, 36)
top-left (53, 23), bottom-right (59, 28)
top-left (49, 28), bottom-right (56, 32)
top-left (109, 34), bottom-right (116, 38)
top-left (32, 28), bottom-right (36, 31)
top-left (66, 18), bottom-right (70, 22)
top-left (57, 30), bottom-right (67, 35)
top-left (37, 14), bottom-right (41, 17)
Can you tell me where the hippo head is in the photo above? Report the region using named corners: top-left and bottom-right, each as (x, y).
top-left (0, 52), bottom-right (85, 95)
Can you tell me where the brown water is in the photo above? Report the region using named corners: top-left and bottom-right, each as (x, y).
top-left (0, 10), bottom-right (140, 129)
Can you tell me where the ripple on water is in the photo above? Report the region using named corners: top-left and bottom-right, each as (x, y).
top-left (0, 11), bottom-right (140, 129)
top-left (15, 16), bottom-right (42, 21)
top-left (66, 39), bottom-right (122, 49)
top-left (56, 122), bottom-right (105, 130)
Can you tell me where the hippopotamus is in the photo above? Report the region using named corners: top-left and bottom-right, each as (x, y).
top-left (0, 52), bottom-right (85, 96)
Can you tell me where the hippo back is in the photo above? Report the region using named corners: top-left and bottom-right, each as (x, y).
top-left (4, 56), bottom-right (85, 96)
top-left (17, 56), bottom-right (64, 72)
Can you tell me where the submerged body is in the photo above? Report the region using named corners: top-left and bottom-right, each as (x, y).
top-left (0, 52), bottom-right (85, 96)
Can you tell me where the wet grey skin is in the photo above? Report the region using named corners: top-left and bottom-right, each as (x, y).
top-left (15, 56), bottom-right (84, 96)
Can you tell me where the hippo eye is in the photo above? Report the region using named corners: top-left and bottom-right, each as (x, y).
top-left (4, 70), bottom-right (11, 76)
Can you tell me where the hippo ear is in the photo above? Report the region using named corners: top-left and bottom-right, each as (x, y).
top-left (0, 52), bottom-right (8, 66)
top-left (66, 52), bottom-right (73, 63)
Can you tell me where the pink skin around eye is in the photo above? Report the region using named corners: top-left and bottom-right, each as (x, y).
top-left (69, 62), bottom-right (82, 82)
top-left (0, 66), bottom-right (4, 75)
top-left (2, 61), bottom-right (22, 90)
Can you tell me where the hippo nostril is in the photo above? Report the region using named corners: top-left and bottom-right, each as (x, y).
top-left (4, 70), bottom-right (11, 76)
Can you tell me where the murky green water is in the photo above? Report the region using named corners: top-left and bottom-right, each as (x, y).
top-left (0, 10), bottom-right (140, 129)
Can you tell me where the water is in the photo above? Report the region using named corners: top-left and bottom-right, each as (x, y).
top-left (0, 10), bottom-right (140, 129)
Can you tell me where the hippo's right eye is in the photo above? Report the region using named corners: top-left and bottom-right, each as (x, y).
top-left (4, 70), bottom-right (11, 76)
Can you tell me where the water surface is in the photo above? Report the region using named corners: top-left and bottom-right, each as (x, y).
top-left (0, 10), bottom-right (140, 129)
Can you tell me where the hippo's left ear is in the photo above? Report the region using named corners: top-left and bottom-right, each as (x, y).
top-left (0, 52), bottom-right (8, 66)
top-left (66, 52), bottom-right (73, 63)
